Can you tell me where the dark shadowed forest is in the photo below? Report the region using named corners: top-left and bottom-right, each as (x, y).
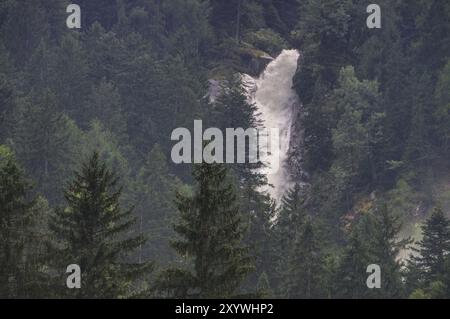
top-left (1, 0), bottom-right (450, 299)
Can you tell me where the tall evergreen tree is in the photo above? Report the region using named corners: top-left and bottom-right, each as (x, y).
top-left (330, 66), bottom-right (384, 191)
top-left (14, 90), bottom-right (82, 204)
top-left (131, 143), bottom-right (182, 265)
top-left (274, 183), bottom-right (306, 292)
top-left (0, 145), bottom-right (47, 298)
top-left (48, 152), bottom-right (152, 298)
top-left (412, 206), bottom-right (450, 284)
top-left (284, 219), bottom-right (326, 299)
top-left (159, 162), bottom-right (254, 298)
top-left (370, 203), bottom-right (410, 298)
top-left (210, 76), bottom-right (272, 287)
top-left (335, 227), bottom-right (371, 298)
top-left (277, 184), bottom-right (306, 234)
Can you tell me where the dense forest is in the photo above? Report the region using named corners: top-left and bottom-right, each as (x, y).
top-left (1, 0), bottom-right (450, 299)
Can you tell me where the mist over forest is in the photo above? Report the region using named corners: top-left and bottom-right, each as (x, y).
top-left (1, 0), bottom-right (450, 299)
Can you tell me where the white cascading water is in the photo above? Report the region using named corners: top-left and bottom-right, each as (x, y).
top-left (243, 49), bottom-right (301, 202)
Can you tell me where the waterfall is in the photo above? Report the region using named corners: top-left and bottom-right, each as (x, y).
top-left (243, 49), bottom-right (301, 202)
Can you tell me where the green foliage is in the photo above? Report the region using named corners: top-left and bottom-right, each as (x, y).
top-left (256, 272), bottom-right (273, 298)
top-left (13, 90), bottom-right (83, 204)
top-left (209, 76), bottom-right (274, 289)
top-left (82, 121), bottom-right (130, 187)
top-left (335, 226), bottom-right (371, 299)
top-left (293, 0), bottom-right (353, 105)
top-left (369, 204), bottom-right (410, 298)
top-left (335, 202), bottom-right (409, 299)
top-left (158, 163), bottom-right (254, 298)
top-left (0, 0), bottom-right (450, 299)
top-left (243, 28), bottom-right (287, 56)
top-left (85, 79), bottom-right (127, 136)
top-left (274, 184), bottom-right (306, 292)
top-left (409, 288), bottom-right (429, 299)
top-left (48, 152), bottom-right (152, 298)
top-left (433, 59), bottom-right (450, 155)
top-left (130, 144), bottom-right (182, 265)
top-left (51, 33), bottom-right (90, 122)
top-left (409, 281), bottom-right (447, 299)
top-left (330, 66), bottom-right (384, 190)
top-left (284, 219), bottom-right (327, 298)
top-left (411, 206), bottom-right (450, 285)
top-left (0, 146), bottom-right (48, 298)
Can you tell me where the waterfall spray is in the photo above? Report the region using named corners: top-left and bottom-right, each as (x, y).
top-left (243, 49), bottom-right (301, 202)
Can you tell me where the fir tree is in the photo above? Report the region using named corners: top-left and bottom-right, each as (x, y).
top-left (131, 143), bottom-right (182, 265)
top-left (285, 219), bottom-right (326, 299)
top-left (159, 162), bottom-right (254, 298)
top-left (210, 76), bottom-right (272, 289)
top-left (48, 152), bottom-right (152, 298)
top-left (330, 66), bottom-right (384, 192)
top-left (0, 145), bottom-right (47, 298)
top-left (336, 227), bottom-right (371, 299)
top-left (412, 206), bottom-right (450, 284)
top-left (14, 90), bottom-right (82, 204)
top-left (277, 184), bottom-right (306, 251)
top-left (274, 183), bottom-right (306, 293)
top-left (370, 203), bottom-right (410, 298)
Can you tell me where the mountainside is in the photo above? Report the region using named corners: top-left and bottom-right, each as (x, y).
top-left (1, 0), bottom-right (450, 299)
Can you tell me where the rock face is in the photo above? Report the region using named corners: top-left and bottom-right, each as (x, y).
top-left (239, 49), bottom-right (274, 76)
top-left (287, 96), bottom-right (308, 183)
top-left (207, 79), bottom-right (223, 103)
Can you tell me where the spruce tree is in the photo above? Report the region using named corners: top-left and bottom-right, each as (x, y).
top-left (330, 66), bottom-right (384, 192)
top-left (277, 184), bottom-right (306, 251)
top-left (131, 143), bottom-right (182, 265)
top-left (210, 76), bottom-right (272, 288)
top-left (14, 89), bottom-right (82, 204)
top-left (48, 152), bottom-right (152, 298)
top-left (160, 162), bottom-right (254, 298)
top-left (370, 204), bottom-right (410, 298)
top-left (285, 219), bottom-right (326, 299)
top-left (274, 183), bottom-right (306, 293)
top-left (336, 228), bottom-right (371, 299)
top-left (413, 206), bottom-right (450, 284)
top-left (0, 145), bottom-right (47, 298)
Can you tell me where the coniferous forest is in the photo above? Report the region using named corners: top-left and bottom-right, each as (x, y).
top-left (1, 0), bottom-right (450, 300)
